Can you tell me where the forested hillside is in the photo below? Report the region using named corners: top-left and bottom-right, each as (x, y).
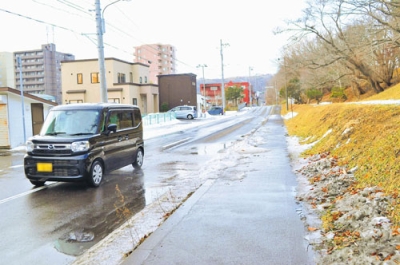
top-left (272, 1), bottom-right (400, 105)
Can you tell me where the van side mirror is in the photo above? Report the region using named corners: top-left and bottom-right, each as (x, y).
top-left (103, 124), bottom-right (117, 135)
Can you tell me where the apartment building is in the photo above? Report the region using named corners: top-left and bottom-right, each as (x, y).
top-left (0, 52), bottom-right (15, 88)
top-left (61, 58), bottom-right (159, 114)
top-left (14, 43), bottom-right (75, 104)
top-left (133, 44), bottom-right (176, 84)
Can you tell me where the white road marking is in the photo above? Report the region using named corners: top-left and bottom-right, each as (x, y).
top-left (162, 137), bottom-right (192, 150)
top-left (0, 186), bottom-right (48, 204)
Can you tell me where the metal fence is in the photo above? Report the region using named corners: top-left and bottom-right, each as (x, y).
top-left (142, 112), bottom-right (177, 126)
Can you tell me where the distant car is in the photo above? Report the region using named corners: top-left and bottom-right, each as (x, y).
top-left (207, 106), bottom-right (224, 115)
top-left (168, 105), bottom-right (198, 119)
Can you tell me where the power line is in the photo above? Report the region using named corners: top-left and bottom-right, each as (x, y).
top-left (56, 0), bottom-right (92, 14)
top-left (32, 0), bottom-right (92, 16)
top-left (0, 8), bottom-right (82, 34)
top-left (1, 1), bottom-right (201, 73)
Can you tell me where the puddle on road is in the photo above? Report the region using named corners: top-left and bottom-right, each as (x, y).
top-left (55, 229), bottom-right (96, 256)
top-left (55, 193), bottom-right (146, 257)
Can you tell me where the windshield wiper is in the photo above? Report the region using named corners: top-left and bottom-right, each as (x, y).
top-left (45, 132), bottom-right (66, 135)
top-left (69, 133), bottom-right (94, 136)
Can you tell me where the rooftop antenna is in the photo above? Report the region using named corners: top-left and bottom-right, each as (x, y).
top-left (46, 26), bottom-right (49, 44)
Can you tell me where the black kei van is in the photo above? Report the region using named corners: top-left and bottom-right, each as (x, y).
top-left (24, 103), bottom-right (144, 187)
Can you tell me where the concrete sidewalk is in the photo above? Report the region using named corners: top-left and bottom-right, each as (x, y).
top-left (123, 114), bottom-right (315, 265)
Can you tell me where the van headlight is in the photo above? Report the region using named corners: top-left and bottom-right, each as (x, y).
top-left (71, 141), bottom-right (90, 152)
top-left (26, 141), bottom-right (34, 152)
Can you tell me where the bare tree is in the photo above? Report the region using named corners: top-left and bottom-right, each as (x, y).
top-left (275, 0), bottom-right (400, 94)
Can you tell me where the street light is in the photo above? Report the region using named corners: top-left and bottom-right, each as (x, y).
top-left (248, 67), bottom-right (253, 107)
top-left (284, 60), bottom-right (288, 111)
top-left (277, 58), bottom-right (289, 111)
top-left (95, 0), bottom-right (130, 103)
top-left (197, 64), bottom-right (207, 118)
top-left (17, 57), bottom-right (26, 143)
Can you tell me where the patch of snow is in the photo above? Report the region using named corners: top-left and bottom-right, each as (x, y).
top-left (282, 111), bottom-right (298, 120)
top-left (321, 129), bottom-right (332, 139)
top-left (341, 127), bottom-right (352, 135)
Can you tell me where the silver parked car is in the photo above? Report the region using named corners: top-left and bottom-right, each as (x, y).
top-left (168, 105), bottom-right (198, 119)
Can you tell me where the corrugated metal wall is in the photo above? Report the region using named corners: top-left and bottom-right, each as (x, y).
top-left (0, 104), bottom-right (10, 148)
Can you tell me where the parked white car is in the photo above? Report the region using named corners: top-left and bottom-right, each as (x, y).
top-left (168, 105), bottom-right (198, 119)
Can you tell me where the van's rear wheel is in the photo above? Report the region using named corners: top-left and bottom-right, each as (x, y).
top-left (87, 160), bottom-right (103, 187)
top-left (132, 149), bottom-right (144, 169)
top-left (30, 180), bottom-right (45, 186)
top-left (187, 114), bottom-right (193, 119)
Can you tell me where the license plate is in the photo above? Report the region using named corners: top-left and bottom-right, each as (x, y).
top-left (37, 163), bottom-right (53, 172)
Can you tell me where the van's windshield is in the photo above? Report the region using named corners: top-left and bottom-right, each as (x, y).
top-left (40, 109), bottom-right (101, 136)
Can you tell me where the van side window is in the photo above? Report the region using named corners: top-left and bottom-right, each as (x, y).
top-left (108, 111), bottom-right (120, 130)
top-left (107, 110), bottom-right (135, 130)
top-left (133, 109), bottom-right (141, 126)
top-left (120, 111), bottom-right (133, 129)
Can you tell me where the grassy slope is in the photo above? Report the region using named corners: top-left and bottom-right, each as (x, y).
top-left (284, 84), bottom-right (400, 226)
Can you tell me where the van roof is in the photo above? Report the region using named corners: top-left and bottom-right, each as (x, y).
top-left (51, 103), bottom-right (140, 111)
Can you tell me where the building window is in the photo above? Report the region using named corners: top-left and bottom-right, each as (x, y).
top-left (108, 98), bottom-right (120, 103)
top-left (77, 73), bottom-right (83, 84)
top-left (118, 73), bottom-right (126, 83)
top-left (140, 77), bottom-right (142, 84)
top-left (145, 76), bottom-right (147, 83)
top-left (91, 72), bottom-right (99, 83)
top-left (129, 72), bottom-right (133, 83)
top-left (69, 100), bottom-right (83, 104)
top-left (132, 98), bottom-right (137, 105)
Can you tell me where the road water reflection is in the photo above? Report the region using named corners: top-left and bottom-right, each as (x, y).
top-left (25, 170), bottom-right (146, 257)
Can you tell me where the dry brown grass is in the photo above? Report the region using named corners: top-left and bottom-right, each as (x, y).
top-left (284, 85), bottom-right (400, 225)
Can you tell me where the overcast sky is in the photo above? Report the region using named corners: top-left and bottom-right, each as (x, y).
top-left (0, 0), bottom-right (306, 79)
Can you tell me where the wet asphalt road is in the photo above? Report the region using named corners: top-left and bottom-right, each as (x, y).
top-left (0, 106), bottom-right (273, 265)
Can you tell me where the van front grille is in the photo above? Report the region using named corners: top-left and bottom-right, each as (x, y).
top-left (32, 143), bottom-right (72, 155)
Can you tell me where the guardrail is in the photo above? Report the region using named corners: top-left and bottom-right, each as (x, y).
top-left (142, 112), bottom-right (176, 126)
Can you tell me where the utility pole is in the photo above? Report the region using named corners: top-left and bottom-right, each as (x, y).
top-left (197, 64), bottom-right (207, 118)
top-left (220, 39), bottom-right (229, 113)
top-left (95, 0), bottom-right (107, 103)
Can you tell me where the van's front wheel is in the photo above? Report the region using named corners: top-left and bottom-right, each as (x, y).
top-left (132, 149), bottom-right (144, 169)
top-left (88, 160), bottom-right (103, 187)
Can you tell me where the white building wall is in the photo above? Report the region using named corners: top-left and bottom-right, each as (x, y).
top-left (7, 93), bottom-right (32, 147)
top-left (6, 93), bottom-right (52, 148)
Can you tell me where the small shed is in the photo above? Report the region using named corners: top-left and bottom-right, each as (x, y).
top-left (0, 87), bottom-right (57, 149)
